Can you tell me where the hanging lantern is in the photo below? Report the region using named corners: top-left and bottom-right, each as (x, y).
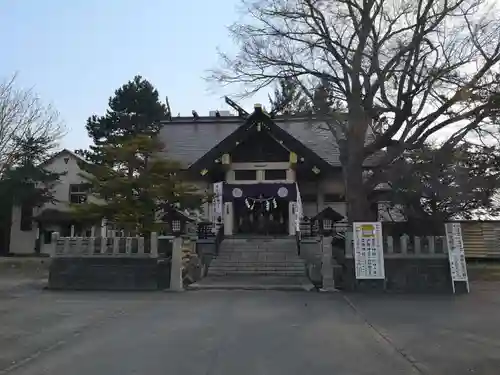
top-left (273, 198), bottom-right (277, 209)
top-left (266, 200), bottom-right (270, 211)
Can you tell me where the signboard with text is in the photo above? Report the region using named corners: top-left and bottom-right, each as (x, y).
top-left (445, 223), bottom-right (470, 292)
top-left (353, 222), bottom-right (385, 279)
top-left (212, 182), bottom-right (224, 230)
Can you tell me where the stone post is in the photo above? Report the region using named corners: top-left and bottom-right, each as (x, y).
top-left (150, 232), bottom-right (158, 257)
top-left (49, 232), bottom-right (60, 257)
top-left (321, 236), bottom-right (336, 291)
top-left (170, 236), bottom-right (184, 291)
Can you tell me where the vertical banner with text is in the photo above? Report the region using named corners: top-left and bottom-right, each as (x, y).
top-left (353, 222), bottom-right (385, 279)
top-left (444, 223), bottom-right (470, 293)
top-left (212, 182), bottom-right (224, 232)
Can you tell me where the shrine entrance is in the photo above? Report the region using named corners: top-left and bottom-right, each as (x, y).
top-left (233, 196), bottom-right (289, 235)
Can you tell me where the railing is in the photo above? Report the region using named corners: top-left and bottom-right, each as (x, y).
top-left (50, 233), bottom-right (158, 258)
top-left (197, 222), bottom-right (215, 239)
top-left (344, 232), bottom-right (448, 258)
top-left (214, 224), bottom-right (224, 255)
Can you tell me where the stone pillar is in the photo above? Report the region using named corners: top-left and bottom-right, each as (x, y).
top-left (170, 236), bottom-right (184, 292)
top-left (49, 232), bottom-right (60, 257)
top-left (321, 236), bottom-right (336, 291)
top-left (100, 218), bottom-right (107, 237)
top-left (289, 201), bottom-right (296, 235)
top-left (224, 202), bottom-right (233, 236)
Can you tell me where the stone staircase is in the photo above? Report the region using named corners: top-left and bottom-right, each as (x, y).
top-left (207, 237), bottom-right (306, 277)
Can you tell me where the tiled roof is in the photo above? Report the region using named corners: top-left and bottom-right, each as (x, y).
top-left (157, 115), bottom-right (383, 168)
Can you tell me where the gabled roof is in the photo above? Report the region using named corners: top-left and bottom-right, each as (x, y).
top-left (157, 109), bottom-right (383, 169)
top-left (41, 149), bottom-right (90, 168)
top-left (187, 107), bottom-right (335, 173)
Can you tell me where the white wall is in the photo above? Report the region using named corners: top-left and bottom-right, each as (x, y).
top-left (9, 152), bottom-right (93, 254)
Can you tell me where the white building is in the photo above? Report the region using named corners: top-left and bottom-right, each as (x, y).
top-left (9, 149), bottom-right (100, 255)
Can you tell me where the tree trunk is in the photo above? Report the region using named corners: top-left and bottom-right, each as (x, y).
top-left (344, 109), bottom-right (374, 223)
top-left (344, 160), bottom-right (373, 222)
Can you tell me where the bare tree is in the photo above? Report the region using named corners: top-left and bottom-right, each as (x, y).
top-left (0, 74), bottom-right (64, 177)
top-left (209, 0), bottom-right (500, 221)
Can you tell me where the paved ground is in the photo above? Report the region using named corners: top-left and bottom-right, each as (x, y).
top-left (0, 283), bottom-right (499, 375)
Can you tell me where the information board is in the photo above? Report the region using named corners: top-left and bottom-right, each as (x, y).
top-left (212, 182), bottom-right (224, 230)
top-left (353, 222), bottom-right (385, 279)
top-left (445, 223), bottom-right (470, 292)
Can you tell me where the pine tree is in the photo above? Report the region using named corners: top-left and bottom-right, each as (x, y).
top-left (74, 135), bottom-right (205, 234)
top-left (78, 75), bottom-right (170, 165)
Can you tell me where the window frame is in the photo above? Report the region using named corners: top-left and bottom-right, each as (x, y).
top-left (263, 169), bottom-right (288, 181)
top-left (233, 170), bottom-right (257, 181)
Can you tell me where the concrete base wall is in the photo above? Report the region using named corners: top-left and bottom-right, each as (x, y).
top-left (340, 258), bottom-right (468, 293)
top-left (48, 258), bottom-right (171, 291)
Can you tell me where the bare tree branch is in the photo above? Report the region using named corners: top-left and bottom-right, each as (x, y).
top-left (208, 0), bottom-right (500, 220)
top-left (0, 73), bottom-right (65, 177)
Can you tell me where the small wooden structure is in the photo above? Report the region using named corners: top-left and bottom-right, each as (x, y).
top-left (311, 207), bottom-right (344, 235)
top-left (160, 206), bottom-right (195, 235)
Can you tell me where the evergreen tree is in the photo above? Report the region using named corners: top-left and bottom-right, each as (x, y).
top-left (78, 75), bottom-right (170, 165)
top-left (268, 78), bottom-right (344, 116)
top-left (268, 78), bottom-right (310, 115)
top-left (387, 142), bottom-right (500, 222)
top-left (0, 133), bottom-right (64, 217)
top-left (74, 135), bottom-right (205, 234)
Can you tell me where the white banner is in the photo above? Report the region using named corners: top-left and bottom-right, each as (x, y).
top-left (295, 182), bottom-right (302, 232)
top-left (445, 223), bottom-right (470, 289)
top-left (212, 182), bottom-right (223, 228)
top-left (353, 222), bottom-right (385, 279)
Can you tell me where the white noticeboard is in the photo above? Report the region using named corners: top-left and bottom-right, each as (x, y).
top-left (353, 222), bottom-right (385, 280)
top-left (212, 182), bottom-right (224, 229)
top-left (445, 223), bottom-right (470, 293)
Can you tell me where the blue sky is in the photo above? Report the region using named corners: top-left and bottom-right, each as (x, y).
top-left (0, 0), bottom-right (269, 151)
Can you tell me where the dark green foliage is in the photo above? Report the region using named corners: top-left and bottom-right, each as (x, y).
top-left (0, 134), bottom-right (64, 217)
top-left (269, 78), bottom-right (343, 116)
top-left (74, 135), bottom-right (206, 233)
top-left (75, 76), bottom-right (206, 233)
top-left (387, 143), bottom-right (500, 221)
top-left (77, 75), bottom-right (170, 165)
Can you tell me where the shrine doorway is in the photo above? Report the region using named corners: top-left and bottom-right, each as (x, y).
top-left (233, 196), bottom-right (289, 236)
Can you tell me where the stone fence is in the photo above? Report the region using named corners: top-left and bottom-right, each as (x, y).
top-left (299, 232), bottom-right (467, 293)
top-left (345, 233), bottom-right (448, 258)
top-left (50, 233), bottom-right (157, 258)
top-left (48, 233), bottom-right (183, 291)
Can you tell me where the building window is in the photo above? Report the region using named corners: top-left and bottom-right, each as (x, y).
top-left (20, 203), bottom-right (33, 231)
top-left (233, 170), bottom-right (257, 181)
top-left (324, 193), bottom-right (344, 202)
top-left (264, 169), bottom-right (287, 180)
top-left (69, 184), bottom-right (88, 204)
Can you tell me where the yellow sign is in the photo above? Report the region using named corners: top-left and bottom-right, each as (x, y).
top-left (360, 224), bottom-right (375, 237)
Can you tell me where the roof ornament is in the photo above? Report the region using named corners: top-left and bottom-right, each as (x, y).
top-left (225, 96), bottom-right (249, 118)
top-left (192, 110), bottom-right (199, 120)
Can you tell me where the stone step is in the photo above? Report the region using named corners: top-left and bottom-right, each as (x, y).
top-left (213, 256), bottom-right (302, 262)
top-left (220, 246), bottom-right (297, 251)
top-left (208, 262), bottom-right (306, 269)
top-left (210, 261), bottom-right (305, 267)
top-left (188, 275), bottom-right (314, 291)
top-left (217, 250), bottom-right (300, 254)
top-left (208, 269), bottom-right (306, 276)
